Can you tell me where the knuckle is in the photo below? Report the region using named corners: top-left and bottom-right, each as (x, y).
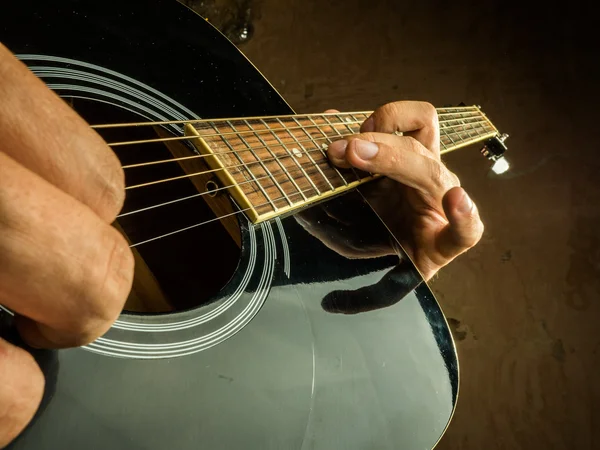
top-left (73, 228), bottom-right (133, 345)
top-left (404, 136), bottom-right (425, 154)
top-left (421, 101), bottom-right (437, 118)
top-left (374, 102), bottom-right (399, 131)
top-left (98, 157), bottom-right (126, 221)
top-left (421, 102), bottom-right (439, 130)
top-left (428, 160), bottom-right (447, 191)
top-left (98, 228), bottom-right (134, 321)
top-left (357, 132), bottom-right (378, 143)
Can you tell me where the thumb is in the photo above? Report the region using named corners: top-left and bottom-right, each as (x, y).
top-left (436, 187), bottom-right (484, 260)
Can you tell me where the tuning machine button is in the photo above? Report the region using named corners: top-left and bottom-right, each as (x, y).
top-left (481, 133), bottom-right (510, 174)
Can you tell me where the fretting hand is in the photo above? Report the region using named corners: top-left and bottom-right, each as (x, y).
top-left (325, 101), bottom-right (484, 281)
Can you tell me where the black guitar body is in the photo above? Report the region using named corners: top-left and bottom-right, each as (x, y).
top-left (0, 1), bottom-right (458, 449)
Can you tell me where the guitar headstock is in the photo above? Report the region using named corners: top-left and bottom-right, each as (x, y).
top-left (471, 104), bottom-right (510, 174)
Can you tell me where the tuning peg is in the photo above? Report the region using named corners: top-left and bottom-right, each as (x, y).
top-left (481, 133), bottom-right (510, 174)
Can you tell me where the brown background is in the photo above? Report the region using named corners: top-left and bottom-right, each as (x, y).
top-left (187, 1), bottom-right (599, 448)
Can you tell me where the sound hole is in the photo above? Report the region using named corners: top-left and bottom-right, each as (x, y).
top-left (70, 99), bottom-right (242, 314)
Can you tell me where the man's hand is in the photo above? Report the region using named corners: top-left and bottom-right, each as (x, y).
top-left (327, 101), bottom-right (484, 280)
top-left (0, 44), bottom-right (134, 447)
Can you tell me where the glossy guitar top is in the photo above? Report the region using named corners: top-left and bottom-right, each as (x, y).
top-left (0, 1), bottom-right (458, 449)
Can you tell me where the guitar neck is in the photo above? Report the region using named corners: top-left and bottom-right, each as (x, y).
top-left (185, 106), bottom-right (499, 223)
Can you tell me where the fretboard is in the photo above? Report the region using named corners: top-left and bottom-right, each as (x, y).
top-left (185, 106), bottom-right (498, 223)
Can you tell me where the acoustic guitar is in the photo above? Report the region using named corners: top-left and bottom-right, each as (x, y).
top-left (0, 1), bottom-right (509, 449)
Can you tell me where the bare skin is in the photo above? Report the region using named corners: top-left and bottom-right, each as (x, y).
top-left (0, 44), bottom-right (134, 447)
top-left (324, 102), bottom-right (484, 280)
top-left (0, 45), bottom-right (482, 447)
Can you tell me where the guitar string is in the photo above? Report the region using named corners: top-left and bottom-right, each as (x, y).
top-left (91, 107), bottom-right (481, 130)
top-left (108, 114), bottom-right (486, 148)
top-left (118, 117), bottom-right (490, 170)
top-left (114, 113), bottom-right (494, 246)
top-left (119, 162), bottom-right (354, 218)
top-left (120, 123), bottom-right (495, 246)
top-left (129, 182), bottom-right (351, 248)
top-left (124, 119), bottom-right (492, 191)
top-left (116, 116), bottom-right (491, 174)
top-left (118, 121), bottom-right (486, 174)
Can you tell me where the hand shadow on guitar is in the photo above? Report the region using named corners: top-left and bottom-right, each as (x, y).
top-left (1, 312), bottom-right (59, 449)
top-left (294, 186), bottom-right (423, 315)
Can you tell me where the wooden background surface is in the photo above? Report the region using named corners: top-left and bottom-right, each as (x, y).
top-left (185, 1), bottom-right (599, 448)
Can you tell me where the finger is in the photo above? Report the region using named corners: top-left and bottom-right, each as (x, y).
top-left (329, 135), bottom-right (458, 201)
top-left (0, 338), bottom-right (44, 448)
top-left (323, 109), bottom-right (340, 113)
top-left (0, 152), bottom-right (134, 348)
top-left (360, 101), bottom-right (440, 153)
top-left (436, 187), bottom-right (484, 259)
top-left (328, 132), bottom-right (429, 169)
top-left (0, 44), bottom-right (124, 223)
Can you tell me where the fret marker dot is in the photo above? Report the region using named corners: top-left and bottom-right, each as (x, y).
top-left (321, 143), bottom-right (328, 149)
top-left (345, 117), bottom-right (352, 123)
top-left (292, 147), bottom-right (303, 158)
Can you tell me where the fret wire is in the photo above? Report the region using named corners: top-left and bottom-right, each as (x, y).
top-left (335, 113), bottom-right (369, 178)
top-left (470, 118), bottom-right (485, 138)
top-left (259, 119), bottom-right (321, 196)
top-left (436, 110), bottom-right (481, 117)
top-left (444, 121), bottom-right (474, 145)
top-left (440, 137), bottom-right (449, 151)
top-left (441, 120), bottom-right (493, 150)
top-left (322, 114), bottom-right (364, 180)
top-left (207, 122), bottom-right (251, 189)
top-left (124, 121), bottom-right (496, 191)
top-left (454, 114), bottom-right (479, 139)
top-left (121, 117), bottom-right (491, 170)
top-left (440, 118), bottom-right (491, 135)
top-left (442, 122), bottom-right (457, 145)
top-left (441, 115), bottom-right (492, 141)
top-left (197, 120), bottom-right (362, 141)
top-left (440, 115), bottom-right (486, 128)
top-left (440, 132), bottom-right (497, 155)
top-left (336, 113), bottom-right (359, 134)
top-left (227, 120), bottom-right (291, 207)
top-left (308, 115), bottom-right (360, 183)
top-left (244, 119), bottom-right (306, 201)
top-left (351, 113), bottom-right (370, 122)
top-left (276, 118), bottom-right (335, 191)
top-left (218, 121), bottom-right (278, 211)
top-left (319, 115), bottom-right (363, 182)
top-left (294, 116), bottom-right (348, 187)
top-left (459, 117), bottom-right (479, 140)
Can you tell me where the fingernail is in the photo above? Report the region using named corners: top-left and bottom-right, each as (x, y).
top-left (328, 140), bottom-right (348, 158)
top-left (361, 116), bottom-right (375, 133)
top-left (354, 139), bottom-right (379, 160)
top-left (458, 191), bottom-right (474, 214)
